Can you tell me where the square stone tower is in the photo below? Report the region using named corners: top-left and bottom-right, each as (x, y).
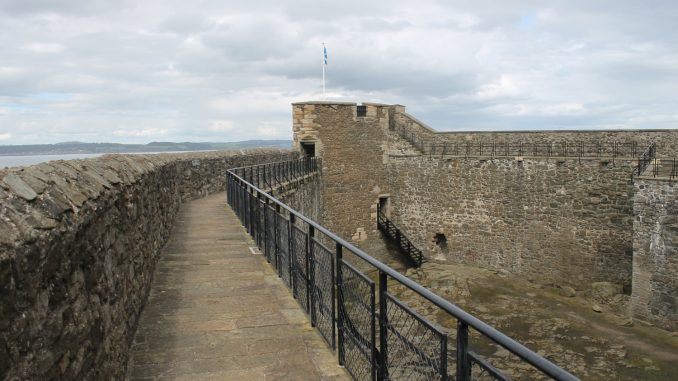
top-left (291, 101), bottom-right (394, 242)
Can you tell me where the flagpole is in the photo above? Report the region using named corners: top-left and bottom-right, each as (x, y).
top-left (322, 42), bottom-right (326, 98)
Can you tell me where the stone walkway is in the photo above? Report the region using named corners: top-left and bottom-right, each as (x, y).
top-left (126, 193), bottom-right (349, 380)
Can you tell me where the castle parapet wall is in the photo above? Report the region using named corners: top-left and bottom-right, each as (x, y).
top-left (0, 149), bottom-right (294, 380)
top-left (392, 107), bottom-right (678, 157)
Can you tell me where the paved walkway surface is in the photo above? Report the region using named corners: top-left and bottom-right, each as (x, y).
top-left (126, 193), bottom-right (349, 380)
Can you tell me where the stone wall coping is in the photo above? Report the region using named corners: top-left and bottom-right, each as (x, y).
top-left (292, 101), bottom-right (357, 106)
top-left (0, 148), bottom-right (292, 247)
top-left (401, 112), bottom-right (438, 133)
top-left (433, 128), bottom-right (678, 134)
top-left (361, 102), bottom-right (392, 107)
top-left (0, 148), bottom-right (288, 172)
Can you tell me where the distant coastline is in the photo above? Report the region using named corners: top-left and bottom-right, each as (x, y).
top-left (0, 140), bottom-right (292, 156)
top-left (0, 140), bottom-right (292, 168)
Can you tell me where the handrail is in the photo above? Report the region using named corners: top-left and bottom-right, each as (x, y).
top-left (227, 157), bottom-right (580, 381)
top-left (641, 157), bottom-right (677, 179)
top-left (376, 204), bottom-right (424, 267)
top-left (636, 142), bottom-right (657, 176)
top-left (394, 121), bottom-right (644, 160)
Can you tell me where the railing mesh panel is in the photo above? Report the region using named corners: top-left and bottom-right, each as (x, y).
top-left (256, 199), bottom-right (265, 248)
top-left (265, 205), bottom-right (276, 265)
top-left (385, 293), bottom-right (447, 381)
top-left (311, 238), bottom-right (335, 348)
top-left (339, 261), bottom-right (376, 381)
top-left (277, 214), bottom-right (291, 287)
top-left (291, 225), bottom-right (309, 311)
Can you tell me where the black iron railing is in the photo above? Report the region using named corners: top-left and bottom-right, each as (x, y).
top-left (635, 142), bottom-right (656, 176)
top-left (641, 157), bottom-right (678, 179)
top-left (397, 134), bottom-right (644, 160)
top-left (229, 156), bottom-right (320, 194)
top-left (377, 204), bottom-right (424, 268)
top-left (227, 158), bottom-right (580, 381)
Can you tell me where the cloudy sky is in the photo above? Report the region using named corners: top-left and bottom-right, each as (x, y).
top-left (1, 1), bottom-right (677, 144)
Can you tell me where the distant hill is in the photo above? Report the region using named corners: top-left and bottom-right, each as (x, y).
top-left (0, 140), bottom-right (292, 156)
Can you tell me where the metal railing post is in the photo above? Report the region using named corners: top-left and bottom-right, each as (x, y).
top-left (331, 241), bottom-right (336, 350)
top-left (457, 320), bottom-right (470, 381)
top-left (275, 203), bottom-right (281, 275)
top-left (226, 173), bottom-right (233, 207)
top-left (336, 242), bottom-right (345, 366)
top-left (247, 189), bottom-right (255, 233)
top-left (378, 271), bottom-right (388, 381)
top-left (264, 197), bottom-right (270, 263)
top-left (256, 192), bottom-right (262, 246)
top-left (308, 225), bottom-right (315, 321)
top-left (289, 213), bottom-right (295, 288)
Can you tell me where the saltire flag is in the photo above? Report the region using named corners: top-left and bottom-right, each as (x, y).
top-left (324, 45), bottom-right (327, 65)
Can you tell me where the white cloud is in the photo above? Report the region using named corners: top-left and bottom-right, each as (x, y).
top-left (207, 120), bottom-right (234, 132)
top-left (0, 1), bottom-right (678, 144)
top-left (0, 133), bottom-right (12, 140)
top-left (475, 75), bottom-right (523, 100)
top-left (23, 43), bottom-right (65, 53)
top-left (256, 126), bottom-right (279, 137)
top-left (113, 128), bottom-right (168, 137)
top-left (490, 102), bottom-right (586, 117)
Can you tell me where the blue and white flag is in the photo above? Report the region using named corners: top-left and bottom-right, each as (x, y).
top-left (323, 45), bottom-right (327, 66)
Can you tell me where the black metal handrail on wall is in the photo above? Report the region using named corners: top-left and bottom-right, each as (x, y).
top-left (641, 157), bottom-right (678, 179)
top-left (376, 204), bottom-right (424, 268)
top-left (395, 125), bottom-right (644, 160)
top-left (655, 158), bottom-right (676, 179)
top-left (635, 142), bottom-right (657, 176)
top-left (229, 156), bottom-right (320, 194)
top-left (227, 158), bottom-right (580, 381)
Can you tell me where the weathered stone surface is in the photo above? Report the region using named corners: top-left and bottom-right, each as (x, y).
top-left (592, 281), bottom-right (623, 301)
top-left (2, 173), bottom-right (38, 201)
top-left (0, 218), bottom-right (20, 245)
top-left (17, 169), bottom-right (48, 194)
top-left (631, 178), bottom-right (678, 331)
top-left (0, 149), bottom-right (295, 381)
top-left (560, 286), bottom-right (577, 297)
top-left (126, 194), bottom-right (346, 381)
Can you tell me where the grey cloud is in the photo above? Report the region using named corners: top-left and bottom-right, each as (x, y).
top-left (0, 0), bottom-right (133, 16)
top-left (1, 1), bottom-right (678, 144)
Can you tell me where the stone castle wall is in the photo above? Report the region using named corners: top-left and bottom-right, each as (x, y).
top-left (0, 149), bottom-right (294, 380)
top-left (292, 101), bottom-right (678, 330)
top-left (387, 156), bottom-right (636, 289)
top-left (631, 178), bottom-right (677, 330)
top-left (393, 108), bottom-right (678, 157)
top-left (277, 174), bottom-right (323, 223)
top-left (292, 102), bottom-right (392, 242)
